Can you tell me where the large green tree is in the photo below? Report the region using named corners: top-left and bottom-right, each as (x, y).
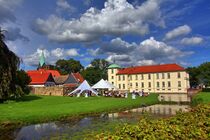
top-left (91, 59), bottom-right (109, 70)
top-left (81, 59), bottom-right (109, 85)
top-left (187, 62), bottom-right (210, 87)
top-left (15, 70), bottom-right (31, 95)
top-left (55, 58), bottom-right (84, 74)
top-left (197, 62), bottom-right (210, 86)
top-left (0, 27), bottom-right (20, 101)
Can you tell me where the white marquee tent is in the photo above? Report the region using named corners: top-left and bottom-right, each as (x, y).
top-left (92, 79), bottom-right (117, 89)
top-left (69, 80), bottom-right (98, 96)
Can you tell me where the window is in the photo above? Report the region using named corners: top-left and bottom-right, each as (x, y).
top-left (168, 81), bottom-right (171, 87)
top-left (178, 72), bottom-right (181, 78)
top-left (112, 82), bottom-right (114, 85)
top-left (119, 84), bottom-right (121, 89)
top-left (148, 74), bottom-right (151, 79)
top-left (130, 75), bottom-right (132, 80)
top-left (141, 74), bottom-right (144, 80)
top-left (112, 76), bottom-right (114, 79)
top-left (162, 82), bottom-right (165, 87)
top-left (178, 81), bottom-right (181, 87)
top-left (123, 84), bottom-right (125, 89)
top-left (141, 82), bottom-right (144, 88)
top-left (135, 75), bottom-right (138, 80)
top-left (130, 83), bottom-right (132, 87)
top-left (123, 75), bottom-right (125, 81)
top-left (157, 82), bottom-right (160, 88)
top-left (118, 76), bottom-right (121, 81)
top-left (148, 82), bottom-right (151, 88)
top-left (111, 69), bottom-right (114, 74)
top-left (156, 73), bottom-right (159, 79)
top-left (162, 73), bottom-right (165, 79)
top-left (136, 82), bottom-right (138, 87)
top-left (167, 73), bottom-right (170, 79)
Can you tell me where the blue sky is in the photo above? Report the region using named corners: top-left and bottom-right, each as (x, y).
top-left (1, 0), bottom-right (210, 70)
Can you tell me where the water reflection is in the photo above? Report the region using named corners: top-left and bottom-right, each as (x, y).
top-left (14, 104), bottom-right (189, 140)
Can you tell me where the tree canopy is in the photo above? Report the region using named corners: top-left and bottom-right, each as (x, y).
top-left (187, 62), bottom-right (210, 87)
top-left (55, 58), bottom-right (84, 74)
top-left (0, 27), bottom-right (20, 101)
top-left (81, 59), bottom-right (109, 85)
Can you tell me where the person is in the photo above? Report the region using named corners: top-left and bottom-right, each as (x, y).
top-left (85, 92), bottom-right (88, 98)
top-left (132, 90), bottom-right (136, 99)
top-left (77, 93), bottom-right (80, 97)
top-left (139, 91), bottom-right (143, 97)
top-left (125, 92), bottom-right (128, 98)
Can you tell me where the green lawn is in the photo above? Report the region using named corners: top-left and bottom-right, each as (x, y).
top-left (192, 92), bottom-right (210, 104)
top-left (0, 94), bottom-right (158, 125)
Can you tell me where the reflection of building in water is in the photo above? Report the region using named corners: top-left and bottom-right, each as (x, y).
top-left (158, 93), bottom-right (191, 102)
top-left (108, 105), bottom-right (189, 119)
top-left (131, 104), bottom-right (189, 115)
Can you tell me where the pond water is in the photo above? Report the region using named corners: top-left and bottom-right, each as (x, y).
top-left (12, 104), bottom-right (189, 140)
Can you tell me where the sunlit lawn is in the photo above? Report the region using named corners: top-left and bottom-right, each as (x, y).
top-left (193, 92), bottom-right (210, 104)
top-left (0, 94), bottom-right (158, 124)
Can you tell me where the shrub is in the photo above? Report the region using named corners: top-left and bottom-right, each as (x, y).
top-left (95, 104), bottom-right (210, 140)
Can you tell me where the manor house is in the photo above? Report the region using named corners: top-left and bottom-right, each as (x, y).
top-left (108, 63), bottom-right (190, 93)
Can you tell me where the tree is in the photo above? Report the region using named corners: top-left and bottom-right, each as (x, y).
top-left (186, 67), bottom-right (200, 87)
top-left (56, 58), bottom-right (84, 74)
top-left (15, 70), bottom-right (31, 95)
top-left (91, 59), bottom-right (109, 70)
top-left (81, 59), bottom-right (109, 84)
top-left (81, 67), bottom-right (103, 85)
top-left (0, 27), bottom-right (20, 102)
top-left (197, 62), bottom-right (210, 86)
top-left (187, 62), bottom-right (210, 88)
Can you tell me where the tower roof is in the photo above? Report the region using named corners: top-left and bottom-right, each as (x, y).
top-left (108, 64), bottom-right (121, 69)
top-left (39, 50), bottom-right (45, 67)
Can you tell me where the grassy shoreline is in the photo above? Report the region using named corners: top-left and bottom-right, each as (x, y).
top-left (0, 94), bottom-right (159, 128)
top-left (192, 92), bottom-right (210, 105)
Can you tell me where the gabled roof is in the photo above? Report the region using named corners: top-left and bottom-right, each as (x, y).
top-left (27, 72), bottom-right (54, 85)
top-left (54, 75), bottom-right (69, 84)
top-left (39, 69), bottom-right (60, 77)
top-left (117, 64), bottom-right (185, 75)
top-left (28, 69), bottom-right (61, 77)
top-left (72, 72), bottom-right (84, 83)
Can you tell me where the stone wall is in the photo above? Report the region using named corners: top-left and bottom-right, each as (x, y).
top-left (33, 86), bottom-right (64, 96)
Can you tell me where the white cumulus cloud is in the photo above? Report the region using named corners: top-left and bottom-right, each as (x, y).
top-left (66, 48), bottom-right (79, 56)
top-left (23, 47), bottom-right (79, 66)
top-left (33, 0), bottom-right (165, 43)
top-left (164, 25), bottom-right (191, 40)
top-left (103, 37), bottom-right (193, 66)
top-left (181, 37), bottom-right (203, 45)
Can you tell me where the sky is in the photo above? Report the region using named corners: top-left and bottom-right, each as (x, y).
top-left (1, 0), bottom-right (210, 70)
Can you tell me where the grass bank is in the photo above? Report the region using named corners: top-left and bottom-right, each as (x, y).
top-left (0, 94), bottom-right (158, 125)
top-left (192, 92), bottom-right (210, 106)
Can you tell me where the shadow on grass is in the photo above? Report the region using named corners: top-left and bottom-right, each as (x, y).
top-left (9, 95), bottom-right (42, 102)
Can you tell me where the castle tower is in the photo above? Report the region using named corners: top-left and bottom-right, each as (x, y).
top-left (107, 64), bottom-right (121, 88)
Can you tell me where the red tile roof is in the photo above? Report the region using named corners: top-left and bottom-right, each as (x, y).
top-left (117, 64), bottom-right (185, 75)
top-left (27, 72), bottom-right (52, 85)
top-left (72, 72), bottom-right (84, 83)
top-left (39, 69), bottom-right (61, 77)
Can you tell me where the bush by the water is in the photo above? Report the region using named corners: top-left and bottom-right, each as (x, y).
top-left (95, 104), bottom-right (210, 140)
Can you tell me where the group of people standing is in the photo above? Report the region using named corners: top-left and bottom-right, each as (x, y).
top-left (131, 90), bottom-right (149, 99)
